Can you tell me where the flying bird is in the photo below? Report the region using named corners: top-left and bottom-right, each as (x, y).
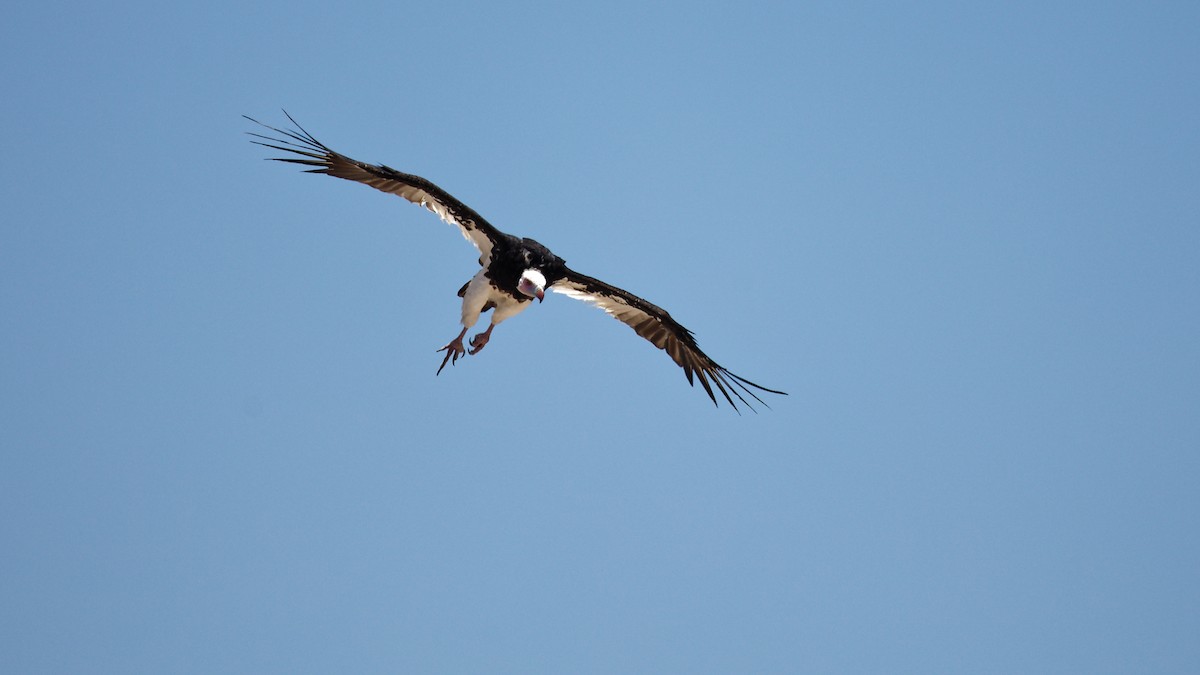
top-left (246, 113), bottom-right (786, 412)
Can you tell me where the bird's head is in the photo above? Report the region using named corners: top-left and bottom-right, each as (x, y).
top-left (517, 269), bottom-right (546, 302)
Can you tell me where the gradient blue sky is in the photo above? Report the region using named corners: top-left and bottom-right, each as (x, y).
top-left (3, 1), bottom-right (1198, 673)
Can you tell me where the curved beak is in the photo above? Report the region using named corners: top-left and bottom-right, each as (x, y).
top-left (536, 288), bottom-right (545, 303)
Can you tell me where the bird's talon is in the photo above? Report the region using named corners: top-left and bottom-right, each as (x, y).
top-left (436, 337), bottom-right (467, 375)
top-left (468, 328), bottom-right (492, 355)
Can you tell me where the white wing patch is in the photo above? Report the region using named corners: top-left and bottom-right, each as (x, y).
top-left (550, 281), bottom-right (674, 352)
top-left (244, 115), bottom-right (498, 266)
top-left (550, 274), bottom-right (785, 412)
top-left (363, 178), bottom-right (494, 263)
top-left (551, 282), bottom-right (639, 322)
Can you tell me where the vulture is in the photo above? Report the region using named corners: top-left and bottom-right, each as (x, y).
top-left (246, 113), bottom-right (785, 412)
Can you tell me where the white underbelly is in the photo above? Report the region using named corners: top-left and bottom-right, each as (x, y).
top-left (490, 291), bottom-right (532, 324)
top-left (459, 269), bottom-right (532, 327)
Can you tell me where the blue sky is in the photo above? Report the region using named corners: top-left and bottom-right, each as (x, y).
top-left (2, 1), bottom-right (1198, 672)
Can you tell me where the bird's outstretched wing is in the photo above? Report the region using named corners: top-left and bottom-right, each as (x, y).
top-left (245, 112), bottom-right (506, 264)
top-left (549, 268), bottom-right (786, 413)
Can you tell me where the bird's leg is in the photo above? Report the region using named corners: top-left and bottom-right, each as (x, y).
top-left (469, 324), bottom-right (495, 355)
top-left (436, 326), bottom-right (469, 375)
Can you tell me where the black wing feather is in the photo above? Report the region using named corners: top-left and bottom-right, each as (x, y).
top-left (245, 112), bottom-right (506, 262)
top-left (549, 268), bottom-right (786, 413)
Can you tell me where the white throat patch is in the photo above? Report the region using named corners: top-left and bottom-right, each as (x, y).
top-left (520, 269), bottom-right (547, 289)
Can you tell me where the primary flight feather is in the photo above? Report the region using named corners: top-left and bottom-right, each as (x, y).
top-left (246, 113), bottom-right (786, 412)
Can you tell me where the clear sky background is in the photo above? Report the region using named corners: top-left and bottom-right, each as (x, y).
top-left (2, 1), bottom-right (1198, 673)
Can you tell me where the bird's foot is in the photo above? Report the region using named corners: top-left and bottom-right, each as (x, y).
top-left (436, 329), bottom-right (468, 375)
top-left (468, 327), bottom-right (493, 355)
